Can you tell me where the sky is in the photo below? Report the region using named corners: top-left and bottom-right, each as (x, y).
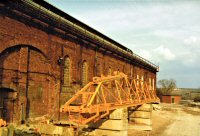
top-left (47, 0), bottom-right (200, 88)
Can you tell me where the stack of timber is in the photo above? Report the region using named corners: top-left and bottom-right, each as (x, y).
top-left (88, 108), bottom-right (128, 136)
top-left (128, 104), bottom-right (153, 131)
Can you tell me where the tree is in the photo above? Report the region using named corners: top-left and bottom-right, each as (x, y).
top-left (157, 79), bottom-right (176, 95)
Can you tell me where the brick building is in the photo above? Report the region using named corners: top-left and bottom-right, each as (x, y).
top-left (161, 95), bottom-right (181, 104)
top-left (0, 0), bottom-right (158, 124)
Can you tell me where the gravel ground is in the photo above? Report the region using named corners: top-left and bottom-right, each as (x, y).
top-left (128, 103), bottom-right (200, 136)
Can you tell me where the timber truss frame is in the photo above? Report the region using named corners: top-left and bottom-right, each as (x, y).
top-left (60, 72), bottom-right (160, 125)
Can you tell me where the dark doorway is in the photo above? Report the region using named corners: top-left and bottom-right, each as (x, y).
top-left (0, 45), bottom-right (53, 122)
top-left (0, 88), bottom-right (16, 123)
top-left (172, 97), bottom-right (175, 103)
top-left (0, 97), bottom-right (3, 118)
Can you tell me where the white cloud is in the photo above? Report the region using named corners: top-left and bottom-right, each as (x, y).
top-left (138, 50), bottom-right (152, 60)
top-left (138, 46), bottom-right (176, 64)
top-left (179, 49), bottom-right (200, 67)
top-left (153, 46), bottom-right (176, 61)
top-left (48, 0), bottom-right (200, 88)
top-left (184, 36), bottom-right (198, 44)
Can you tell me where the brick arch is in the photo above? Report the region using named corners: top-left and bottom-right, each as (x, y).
top-left (0, 44), bottom-right (48, 60)
top-left (0, 39), bottom-right (49, 60)
top-left (0, 44), bottom-right (57, 122)
top-left (0, 44), bottom-right (51, 84)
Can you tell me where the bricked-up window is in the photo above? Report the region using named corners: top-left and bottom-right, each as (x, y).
top-left (63, 57), bottom-right (71, 87)
top-left (117, 69), bottom-right (120, 74)
top-left (96, 63), bottom-right (102, 76)
top-left (136, 75), bottom-right (139, 86)
top-left (152, 78), bottom-right (155, 90)
top-left (82, 61), bottom-right (88, 86)
top-left (144, 72), bottom-right (148, 82)
top-left (108, 67), bottom-right (112, 75)
top-left (108, 67), bottom-right (112, 88)
top-left (130, 66), bottom-right (134, 79)
top-left (149, 78), bottom-right (152, 89)
top-left (141, 76), bottom-right (144, 86)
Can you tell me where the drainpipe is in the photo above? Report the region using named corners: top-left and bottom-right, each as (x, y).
top-left (25, 47), bottom-right (30, 121)
top-left (58, 45), bottom-right (64, 121)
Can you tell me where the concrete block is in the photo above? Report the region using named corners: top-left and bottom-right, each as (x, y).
top-left (8, 124), bottom-right (14, 136)
top-left (31, 124), bottom-right (63, 135)
top-left (62, 127), bottom-right (74, 136)
top-left (129, 124), bottom-right (152, 131)
top-left (109, 108), bottom-right (128, 119)
top-left (89, 119), bottom-right (128, 131)
top-left (152, 104), bottom-right (161, 110)
top-left (129, 111), bottom-right (151, 119)
top-left (136, 104), bottom-right (152, 111)
top-left (129, 118), bottom-right (152, 125)
top-left (92, 129), bottom-right (127, 136)
top-left (0, 127), bottom-right (8, 136)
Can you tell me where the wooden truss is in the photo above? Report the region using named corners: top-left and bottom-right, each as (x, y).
top-left (60, 72), bottom-right (160, 125)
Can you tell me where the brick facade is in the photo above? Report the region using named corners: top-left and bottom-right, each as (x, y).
top-left (161, 95), bottom-right (181, 104)
top-left (0, 1), bottom-right (157, 124)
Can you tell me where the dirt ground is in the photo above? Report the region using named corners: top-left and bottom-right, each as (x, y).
top-left (128, 103), bottom-right (200, 136)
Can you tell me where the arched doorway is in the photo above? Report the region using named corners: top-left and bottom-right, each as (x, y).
top-left (0, 45), bottom-right (54, 122)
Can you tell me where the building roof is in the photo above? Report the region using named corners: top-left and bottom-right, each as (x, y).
top-left (2, 0), bottom-right (158, 72)
top-left (162, 95), bottom-right (181, 96)
top-left (35, 0), bottom-right (130, 52)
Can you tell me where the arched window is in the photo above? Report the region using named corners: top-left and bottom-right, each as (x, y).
top-left (136, 75), bottom-right (139, 86)
top-left (63, 57), bottom-right (71, 87)
top-left (117, 69), bottom-right (120, 74)
top-left (82, 61), bottom-right (88, 86)
top-left (108, 67), bottom-right (112, 88)
top-left (108, 67), bottom-right (112, 76)
top-left (152, 78), bottom-right (155, 90)
top-left (149, 78), bottom-right (152, 89)
top-left (141, 75), bottom-right (144, 86)
top-left (96, 63), bottom-right (102, 76)
top-left (131, 65), bottom-right (134, 79)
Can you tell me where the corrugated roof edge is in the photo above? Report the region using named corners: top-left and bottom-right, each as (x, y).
top-left (35, 0), bottom-right (129, 51)
top-left (27, 0), bottom-right (159, 71)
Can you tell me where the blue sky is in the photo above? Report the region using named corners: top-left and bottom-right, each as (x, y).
top-left (47, 0), bottom-right (200, 88)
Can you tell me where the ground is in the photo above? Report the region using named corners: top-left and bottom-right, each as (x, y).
top-left (129, 103), bottom-right (200, 136)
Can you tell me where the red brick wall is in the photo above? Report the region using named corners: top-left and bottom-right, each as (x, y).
top-left (161, 96), bottom-right (181, 104)
top-left (0, 13), bottom-right (157, 123)
top-left (173, 96), bottom-right (181, 104)
top-left (161, 96), bottom-right (172, 103)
